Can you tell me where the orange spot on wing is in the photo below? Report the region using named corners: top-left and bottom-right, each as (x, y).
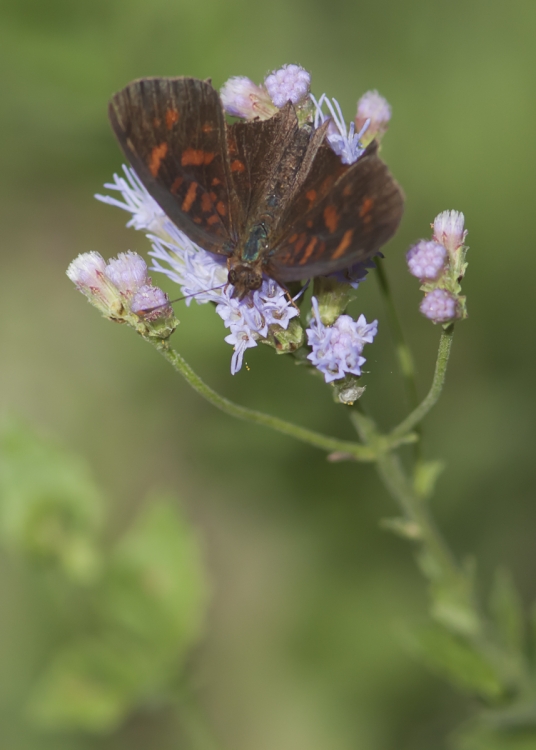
top-left (202, 121), bottom-right (214, 133)
top-left (306, 189), bottom-right (317, 203)
top-left (181, 148), bottom-right (215, 166)
top-left (230, 159), bottom-right (245, 173)
top-left (193, 217), bottom-right (202, 224)
top-left (306, 220), bottom-right (313, 228)
top-left (201, 192), bottom-right (214, 213)
top-left (165, 108), bottom-right (180, 129)
top-left (299, 237), bottom-right (318, 265)
top-left (359, 197), bottom-right (374, 217)
top-left (209, 191), bottom-right (218, 202)
top-left (170, 176), bottom-right (183, 194)
top-left (211, 177), bottom-right (221, 186)
top-left (181, 182), bottom-right (198, 212)
top-left (294, 234), bottom-right (307, 253)
top-left (207, 214), bottom-right (220, 225)
top-left (216, 201), bottom-right (227, 216)
top-left (332, 229), bottom-right (354, 259)
top-left (148, 142), bottom-right (168, 176)
top-left (323, 205), bottom-right (339, 233)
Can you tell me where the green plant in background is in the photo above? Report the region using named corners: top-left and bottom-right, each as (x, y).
top-left (0, 422), bottom-right (208, 739)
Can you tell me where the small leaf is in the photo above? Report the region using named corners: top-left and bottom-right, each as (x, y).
top-left (380, 516), bottom-right (422, 540)
top-left (0, 421), bottom-right (103, 582)
top-left (100, 498), bottom-right (208, 661)
top-left (490, 567), bottom-right (525, 656)
top-left (414, 460), bottom-right (445, 500)
top-left (408, 625), bottom-right (504, 700)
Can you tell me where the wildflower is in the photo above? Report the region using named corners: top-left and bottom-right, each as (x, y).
top-left (312, 94), bottom-right (367, 165)
top-left (306, 297), bottom-right (378, 383)
top-left (104, 251), bottom-right (148, 296)
top-left (67, 252), bottom-right (123, 317)
top-left (420, 289), bottom-right (458, 324)
top-left (220, 76), bottom-right (277, 120)
top-left (432, 210), bottom-right (467, 255)
top-left (355, 90), bottom-right (392, 146)
top-left (264, 64), bottom-right (311, 107)
top-left (95, 166), bottom-right (166, 234)
top-left (406, 241), bottom-right (447, 281)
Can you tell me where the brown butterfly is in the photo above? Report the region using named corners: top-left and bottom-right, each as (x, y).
top-left (109, 77), bottom-right (404, 299)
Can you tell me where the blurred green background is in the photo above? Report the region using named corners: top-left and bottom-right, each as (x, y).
top-left (1, 0), bottom-right (536, 748)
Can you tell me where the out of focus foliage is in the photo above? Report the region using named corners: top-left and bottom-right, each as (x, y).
top-left (0, 422), bottom-right (207, 738)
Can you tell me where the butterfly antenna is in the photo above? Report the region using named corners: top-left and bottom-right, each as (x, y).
top-left (136, 283), bottom-right (226, 317)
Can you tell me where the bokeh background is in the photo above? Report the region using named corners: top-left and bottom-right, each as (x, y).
top-left (1, 0), bottom-right (536, 748)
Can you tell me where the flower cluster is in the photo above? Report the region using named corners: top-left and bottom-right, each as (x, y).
top-left (406, 210), bottom-right (468, 324)
top-left (68, 64), bottom-right (392, 384)
top-left (307, 297), bottom-right (378, 383)
top-left (66, 250), bottom-right (177, 338)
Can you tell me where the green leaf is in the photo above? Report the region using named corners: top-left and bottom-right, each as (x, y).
top-left (28, 498), bottom-right (209, 733)
top-left (26, 635), bottom-right (139, 732)
top-left (100, 497), bottom-right (209, 666)
top-left (0, 421), bottom-right (103, 583)
top-left (414, 460), bottom-right (445, 500)
top-left (490, 568), bottom-right (525, 656)
top-left (380, 516), bottom-right (422, 539)
top-left (408, 625), bottom-right (504, 700)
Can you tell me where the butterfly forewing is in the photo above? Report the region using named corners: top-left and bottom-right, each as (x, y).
top-left (269, 148), bottom-right (404, 281)
top-left (109, 77), bottom-right (239, 254)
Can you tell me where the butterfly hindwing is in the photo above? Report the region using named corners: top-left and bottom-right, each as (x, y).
top-left (109, 77), bottom-right (239, 255)
top-left (269, 146), bottom-right (404, 281)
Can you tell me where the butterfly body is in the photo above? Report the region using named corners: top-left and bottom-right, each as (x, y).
top-left (109, 77), bottom-right (404, 298)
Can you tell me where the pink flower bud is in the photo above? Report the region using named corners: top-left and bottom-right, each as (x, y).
top-left (355, 90), bottom-right (392, 145)
top-left (220, 76), bottom-right (277, 120)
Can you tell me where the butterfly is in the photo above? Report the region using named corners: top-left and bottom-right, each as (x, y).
top-left (108, 77), bottom-right (404, 299)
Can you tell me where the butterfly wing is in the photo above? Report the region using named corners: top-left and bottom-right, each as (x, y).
top-left (268, 144), bottom-right (404, 281)
top-left (109, 77), bottom-right (240, 255)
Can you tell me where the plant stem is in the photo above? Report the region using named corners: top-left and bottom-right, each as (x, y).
top-left (150, 339), bottom-right (375, 461)
top-left (390, 325), bottom-right (454, 440)
top-left (375, 258), bottom-right (420, 413)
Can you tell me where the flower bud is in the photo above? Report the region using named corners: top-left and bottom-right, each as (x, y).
top-left (104, 251), bottom-right (148, 297)
top-left (432, 210), bottom-right (467, 254)
top-left (406, 241), bottom-right (447, 281)
top-left (264, 64), bottom-right (311, 108)
top-left (130, 284), bottom-right (178, 339)
top-left (130, 284), bottom-right (172, 320)
top-left (220, 76), bottom-right (277, 120)
top-left (420, 289), bottom-right (458, 324)
top-left (262, 318), bottom-right (304, 353)
top-left (355, 90), bottom-right (392, 146)
top-left (66, 252), bottom-right (124, 317)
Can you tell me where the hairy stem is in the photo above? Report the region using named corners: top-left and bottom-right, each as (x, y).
top-left (391, 325), bottom-right (454, 439)
top-left (150, 339), bottom-right (375, 460)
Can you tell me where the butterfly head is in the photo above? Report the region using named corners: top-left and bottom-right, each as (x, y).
top-left (227, 257), bottom-right (264, 300)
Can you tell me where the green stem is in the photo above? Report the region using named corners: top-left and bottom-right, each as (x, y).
top-left (391, 325), bottom-right (454, 440)
top-left (375, 258), bottom-right (420, 413)
top-left (150, 339), bottom-right (375, 461)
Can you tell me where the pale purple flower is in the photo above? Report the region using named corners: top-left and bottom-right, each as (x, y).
top-left (306, 297), bottom-right (378, 383)
top-left (420, 289), bottom-right (458, 323)
top-left (432, 210), bottom-right (467, 254)
top-left (220, 76), bottom-right (276, 120)
top-left (264, 64), bottom-right (311, 107)
top-left (104, 251), bottom-right (148, 296)
top-left (95, 166), bottom-right (166, 234)
top-left (406, 241), bottom-right (447, 281)
top-left (355, 90), bottom-right (391, 144)
top-left (67, 251), bottom-right (121, 313)
top-left (312, 94), bottom-right (367, 165)
top-left (130, 284), bottom-right (171, 320)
